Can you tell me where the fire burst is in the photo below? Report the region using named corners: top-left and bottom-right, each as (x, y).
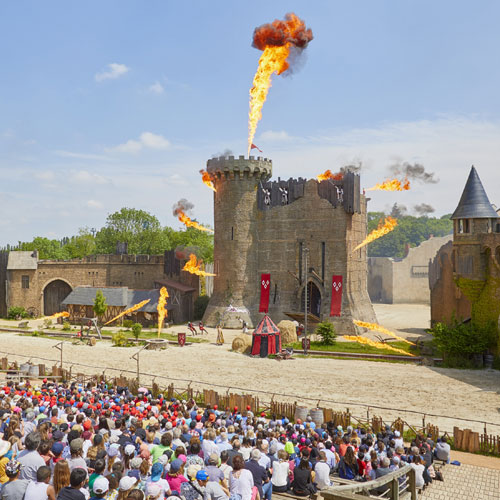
top-left (343, 335), bottom-right (414, 357)
top-left (353, 320), bottom-right (415, 346)
top-left (104, 299), bottom-right (150, 325)
top-left (173, 199), bottom-right (214, 233)
top-left (183, 254), bottom-right (216, 277)
top-left (157, 286), bottom-right (169, 338)
top-left (247, 13), bottom-right (313, 155)
top-left (316, 170), bottom-right (343, 182)
top-left (200, 170), bottom-right (216, 192)
top-left (352, 216), bottom-right (398, 253)
top-left (45, 311), bottom-right (69, 320)
top-left (368, 178), bottom-right (410, 191)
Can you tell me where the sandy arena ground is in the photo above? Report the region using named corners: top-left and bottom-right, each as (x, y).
top-left (0, 303), bottom-right (499, 434)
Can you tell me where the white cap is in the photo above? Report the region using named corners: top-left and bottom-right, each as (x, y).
top-left (93, 477), bottom-right (109, 494)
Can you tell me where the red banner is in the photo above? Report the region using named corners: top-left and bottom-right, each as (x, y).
top-left (259, 273), bottom-right (271, 313)
top-left (178, 332), bottom-right (186, 347)
top-left (330, 275), bottom-right (343, 316)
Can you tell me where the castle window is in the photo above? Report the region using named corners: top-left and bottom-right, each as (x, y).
top-left (21, 275), bottom-right (29, 289)
top-left (321, 242), bottom-right (326, 281)
top-left (457, 219), bottom-right (470, 234)
top-left (231, 227), bottom-right (234, 241)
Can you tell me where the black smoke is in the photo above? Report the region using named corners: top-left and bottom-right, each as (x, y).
top-left (211, 149), bottom-right (234, 159)
top-left (340, 160), bottom-right (362, 175)
top-left (414, 203), bottom-right (435, 215)
top-left (389, 162), bottom-right (439, 184)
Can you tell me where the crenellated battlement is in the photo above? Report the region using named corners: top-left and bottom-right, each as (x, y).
top-left (207, 155), bottom-right (272, 179)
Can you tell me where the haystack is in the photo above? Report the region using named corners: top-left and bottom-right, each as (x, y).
top-left (277, 320), bottom-right (297, 344)
top-left (232, 333), bottom-right (252, 354)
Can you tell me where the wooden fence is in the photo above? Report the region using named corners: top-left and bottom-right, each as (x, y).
top-left (454, 426), bottom-right (500, 455)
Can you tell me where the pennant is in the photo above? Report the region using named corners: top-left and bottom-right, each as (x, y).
top-left (259, 273), bottom-right (271, 313)
top-left (251, 143), bottom-right (263, 153)
top-left (330, 275), bottom-right (343, 316)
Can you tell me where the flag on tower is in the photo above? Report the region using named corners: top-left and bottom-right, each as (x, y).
top-left (251, 143), bottom-right (263, 153)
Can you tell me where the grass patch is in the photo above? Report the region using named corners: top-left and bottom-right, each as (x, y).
top-left (287, 340), bottom-right (416, 357)
top-left (294, 354), bottom-right (411, 364)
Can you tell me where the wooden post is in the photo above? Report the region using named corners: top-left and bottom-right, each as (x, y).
top-left (408, 467), bottom-right (417, 500)
top-left (391, 477), bottom-right (400, 500)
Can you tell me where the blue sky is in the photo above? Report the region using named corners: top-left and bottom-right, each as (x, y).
top-left (2, 1), bottom-right (500, 245)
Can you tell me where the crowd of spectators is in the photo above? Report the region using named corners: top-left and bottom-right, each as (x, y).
top-left (0, 379), bottom-right (450, 500)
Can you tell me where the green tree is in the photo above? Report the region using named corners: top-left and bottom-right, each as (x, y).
top-left (169, 227), bottom-right (214, 263)
top-left (95, 208), bottom-right (171, 254)
top-left (64, 228), bottom-right (97, 258)
top-left (131, 323), bottom-right (142, 340)
top-left (93, 290), bottom-right (108, 324)
top-left (18, 237), bottom-right (68, 259)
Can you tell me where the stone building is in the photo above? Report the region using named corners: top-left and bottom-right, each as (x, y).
top-left (202, 155), bottom-right (376, 333)
top-left (0, 251), bottom-right (199, 322)
top-left (368, 234), bottom-right (452, 304)
top-left (429, 166), bottom-right (500, 328)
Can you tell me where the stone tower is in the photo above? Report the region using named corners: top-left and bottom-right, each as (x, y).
top-left (202, 155), bottom-right (377, 333)
top-left (203, 155), bottom-right (272, 328)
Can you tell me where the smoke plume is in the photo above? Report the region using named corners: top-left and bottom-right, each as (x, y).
top-left (390, 203), bottom-right (407, 218)
top-left (211, 149), bottom-right (234, 159)
top-left (172, 198), bottom-right (194, 217)
top-left (252, 13), bottom-right (313, 51)
top-left (414, 203), bottom-right (435, 215)
top-left (389, 162), bottom-right (439, 184)
top-left (340, 160), bottom-right (362, 174)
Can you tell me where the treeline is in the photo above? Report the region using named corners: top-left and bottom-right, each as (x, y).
top-left (367, 207), bottom-right (453, 258)
top-left (3, 208), bottom-right (214, 263)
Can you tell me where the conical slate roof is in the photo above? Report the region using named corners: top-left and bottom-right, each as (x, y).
top-left (451, 166), bottom-right (498, 219)
top-left (253, 315), bottom-right (280, 335)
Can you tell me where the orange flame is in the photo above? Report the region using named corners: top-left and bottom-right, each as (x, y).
top-left (368, 178), bottom-right (410, 191)
top-left (44, 311), bottom-right (69, 320)
top-left (343, 335), bottom-right (414, 357)
top-left (104, 299), bottom-right (151, 325)
top-left (200, 170), bottom-right (216, 192)
top-left (316, 170), bottom-right (344, 182)
top-left (353, 320), bottom-right (415, 346)
top-left (182, 254), bottom-right (216, 277)
top-left (352, 216), bottom-right (398, 253)
top-left (177, 210), bottom-right (214, 233)
top-left (157, 286), bottom-right (169, 337)
top-left (247, 14), bottom-right (313, 154)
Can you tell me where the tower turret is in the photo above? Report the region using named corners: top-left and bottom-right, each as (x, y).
top-left (203, 155), bottom-right (272, 327)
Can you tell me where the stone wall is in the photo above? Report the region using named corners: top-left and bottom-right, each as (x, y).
top-left (369, 235), bottom-right (452, 304)
top-left (203, 156), bottom-right (376, 334)
top-left (5, 254), bottom-right (169, 317)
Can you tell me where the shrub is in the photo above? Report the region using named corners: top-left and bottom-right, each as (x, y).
top-left (7, 306), bottom-right (29, 320)
top-left (315, 321), bottom-right (337, 345)
top-left (431, 320), bottom-right (497, 367)
top-left (131, 323), bottom-right (142, 340)
top-left (62, 321), bottom-right (71, 331)
top-left (194, 295), bottom-right (210, 320)
top-left (93, 290), bottom-right (108, 324)
top-left (122, 319), bottom-right (134, 329)
top-left (112, 330), bottom-right (128, 347)
top-left (43, 319), bottom-right (52, 329)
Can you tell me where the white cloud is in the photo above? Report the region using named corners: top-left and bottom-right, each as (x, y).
top-left (54, 150), bottom-right (112, 161)
top-left (259, 130), bottom-right (294, 142)
top-left (95, 63), bottom-right (130, 82)
top-left (87, 199), bottom-right (103, 209)
top-left (71, 170), bottom-right (109, 185)
top-left (148, 81), bottom-right (164, 94)
top-left (165, 173), bottom-right (188, 186)
top-left (106, 132), bottom-right (171, 154)
top-left (35, 171), bottom-right (55, 181)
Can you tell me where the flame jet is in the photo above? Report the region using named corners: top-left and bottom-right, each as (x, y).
top-left (353, 320), bottom-right (415, 346)
top-left (200, 170), bottom-right (216, 192)
top-left (368, 178), bottom-right (410, 191)
top-left (157, 287), bottom-right (169, 338)
top-left (247, 13), bottom-right (313, 154)
top-left (343, 335), bottom-right (414, 357)
top-left (104, 300), bottom-right (150, 325)
top-left (352, 216), bottom-right (398, 253)
top-left (183, 254), bottom-right (216, 277)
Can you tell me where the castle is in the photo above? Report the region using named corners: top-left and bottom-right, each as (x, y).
top-left (429, 167), bottom-right (500, 336)
top-left (202, 155), bottom-right (377, 334)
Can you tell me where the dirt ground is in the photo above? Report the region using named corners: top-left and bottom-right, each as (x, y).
top-left (0, 303), bottom-right (499, 435)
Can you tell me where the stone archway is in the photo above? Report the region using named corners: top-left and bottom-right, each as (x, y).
top-left (43, 280), bottom-right (72, 316)
top-left (300, 281), bottom-right (322, 317)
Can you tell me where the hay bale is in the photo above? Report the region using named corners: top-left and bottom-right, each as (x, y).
top-left (278, 320), bottom-right (297, 344)
top-left (232, 334), bottom-right (253, 354)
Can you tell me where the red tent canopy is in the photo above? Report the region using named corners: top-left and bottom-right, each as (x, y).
top-left (251, 315), bottom-right (281, 357)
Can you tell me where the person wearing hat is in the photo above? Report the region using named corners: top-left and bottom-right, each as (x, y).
top-left (145, 463), bottom-right (170, 499)
top-left (117, 476), bottom-right (137, 500)
top-left (165, 458), bottom-right (188, 494)
top-left (90, 477), bottom-right (109, 500)
top-left (67, 439), bottom-right (87, 474)
top-left (205, 454), bottom-right (226, 489)
top-left (1, 460), bottom-right (29, 500)
top-left (144, 483), bottom-right (161, 500)
top-left (196, 469), bottom-right (230, 500)
top-left (0, 441), bottom-right (12, 485)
